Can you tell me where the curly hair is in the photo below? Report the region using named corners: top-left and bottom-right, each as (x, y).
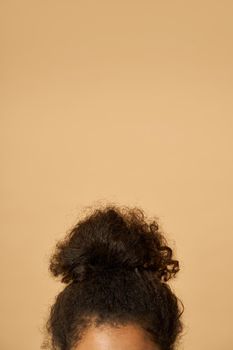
top-left (41, 203), bottom-right (184, 350)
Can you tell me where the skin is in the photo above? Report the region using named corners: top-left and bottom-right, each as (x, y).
top-left (76, 323), bottom-right (160, 350)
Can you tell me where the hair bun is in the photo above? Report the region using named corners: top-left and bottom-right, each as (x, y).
top-left (49, 204), bottom-right (179, 284)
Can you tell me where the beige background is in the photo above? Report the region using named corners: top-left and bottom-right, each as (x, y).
top-left (1, 1), bottom-right (233, 349)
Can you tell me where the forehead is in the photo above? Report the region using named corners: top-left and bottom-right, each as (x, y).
top-left (76, 324), bottom-right (159, 350)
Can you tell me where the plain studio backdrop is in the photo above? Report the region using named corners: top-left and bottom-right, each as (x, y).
top-left (1, 1), bottom-right (233, 349)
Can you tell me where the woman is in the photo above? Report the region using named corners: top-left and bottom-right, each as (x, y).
top-left (42, 204), bottom-right (184, 350)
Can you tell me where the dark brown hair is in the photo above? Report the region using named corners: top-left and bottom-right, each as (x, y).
top-left (41, 203), bottom-right (184, 350)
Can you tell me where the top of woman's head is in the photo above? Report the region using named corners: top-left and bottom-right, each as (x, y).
top-left (49, 204), bottom-right (179, 284)
top-left (42, 203), bottom-right (184, 350)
